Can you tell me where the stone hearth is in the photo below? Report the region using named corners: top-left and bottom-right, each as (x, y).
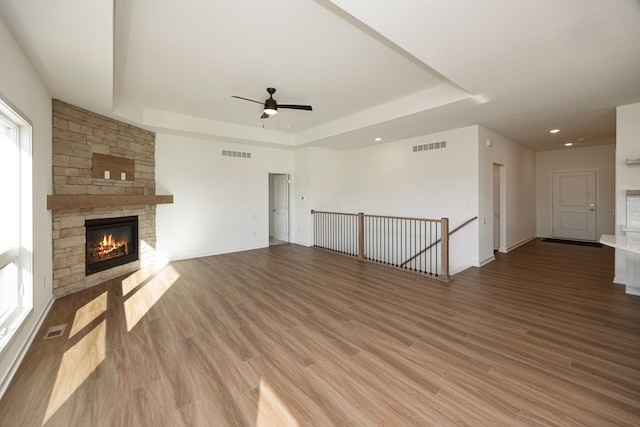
top-left (50, 100), bottom-right (158, 298)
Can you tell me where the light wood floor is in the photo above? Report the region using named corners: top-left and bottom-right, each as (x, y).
top-left (1, 239), bottom-right (639, 426)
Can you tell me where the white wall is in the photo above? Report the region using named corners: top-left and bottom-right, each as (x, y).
top-left (309, 147), bottom-right (346, 212)
top-left (155, 134), bottom-right (294, 261)
top-left (0, 16), bottom-right (53, 396)
top-left (614, 103), bottom-right (640, 284)
top-left (293, 148), bottom-right (312, 246)
top-left (287, 125), bottom-right (536, 275)
top-left (292, 147), bottom-right (345, 247)
top-left (478, 126), bottom-right (536, 263)
top-left (536, 144), bottom-right (615, 239)
top-left (329, 126), bottom-right (480, 273)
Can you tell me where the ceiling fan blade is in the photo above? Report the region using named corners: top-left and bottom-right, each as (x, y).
top-left (232, 95), bottom-right (264, 105)
top-left (260, 112), bottom-right (269, 119)
top-left (278, 104), bottom-right (313, 111)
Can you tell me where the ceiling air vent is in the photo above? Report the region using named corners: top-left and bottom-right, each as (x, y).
top-left (413, 141), bottom-right (446, 153)
top-left (222, 150), bottom-right (251, 159)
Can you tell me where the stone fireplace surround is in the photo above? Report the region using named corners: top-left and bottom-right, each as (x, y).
top-left (50, 100), bottom-right (162, 298)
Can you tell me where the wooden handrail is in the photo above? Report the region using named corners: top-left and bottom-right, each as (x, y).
top-left (400, 216), bottom-right (478, 268)
top-left (362, 213), bottom-right (443, 222)
top-left (311, 209), bottom-right (441, 223)
top-left (311, 209), bottom-right (359, 217)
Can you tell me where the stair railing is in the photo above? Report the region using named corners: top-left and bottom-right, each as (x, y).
top-left (311, 210), bottom-right (476, 282)
top-left (399, 216), bottom-right (478, 269)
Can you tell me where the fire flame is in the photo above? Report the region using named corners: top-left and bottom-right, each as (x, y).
top-left (97, 233), bottom-right (127, 256)
top-left (102, 234), bottom-right (115, 249)
top-left (87, 231), bottom-right (130, 265)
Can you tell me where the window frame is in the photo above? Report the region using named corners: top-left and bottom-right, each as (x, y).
top-left (0, 95), bottom-right (33, 351)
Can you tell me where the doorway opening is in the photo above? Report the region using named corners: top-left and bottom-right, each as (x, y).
top-left (269, 173), bottom-right (290, 245)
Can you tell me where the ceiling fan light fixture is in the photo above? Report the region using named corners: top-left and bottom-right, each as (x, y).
top-left (233, 88), bottom-right (311, 119)
top-left (264, 98), bottom-right (278, 115)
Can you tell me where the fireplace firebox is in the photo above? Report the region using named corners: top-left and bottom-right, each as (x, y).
top-left (85, 216), bottom-right (138, 275)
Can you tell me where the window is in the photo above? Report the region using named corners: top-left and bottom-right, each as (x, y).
top-left (0, 97), bottom-right (32, 350)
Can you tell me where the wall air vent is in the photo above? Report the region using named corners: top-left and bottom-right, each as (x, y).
top-left (413, 141), bottom-right (446, 153)
top-left (222, 150), bottom-right (251, 159)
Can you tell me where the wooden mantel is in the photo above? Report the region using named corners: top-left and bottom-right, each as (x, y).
top-left (47, 194), bottom-right (173, 211)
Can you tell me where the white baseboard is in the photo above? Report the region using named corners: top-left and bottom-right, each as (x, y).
top-left (479, 255), bottom-right (495, 266)
top-left (170, 243), bottom-right (268, 262)
top-left (507, 235), bottom-right (537, 252)
top-left (0, 295), bottom-right (55, 399)
top-left (625, 285), bottom-right (640, 296)
top-left (613, 275), bottom-right (626, 286)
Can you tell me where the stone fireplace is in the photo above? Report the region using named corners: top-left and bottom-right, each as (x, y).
top-left (49, 100), bottom-right (171, 298)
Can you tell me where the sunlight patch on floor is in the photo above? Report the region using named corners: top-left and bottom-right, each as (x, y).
top-left (124, 265), bottom-right (179, 332)
top-left (43, 319), bottom-right (106, 425)
top-left (121, 265), bottom-right (156, 297)
top-left (68, 291), bottom-right (107, 338)
top-left (256, 379), bottom-right (299, 427)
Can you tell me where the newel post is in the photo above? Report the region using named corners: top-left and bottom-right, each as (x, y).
top-left (441, 218), bottom-right (451, 282)
top-left (310, 210), bottom-right (315, 247)
top-left (358, 212), bottom-right (365, 259)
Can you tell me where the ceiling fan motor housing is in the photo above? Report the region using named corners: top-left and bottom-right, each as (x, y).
top-left (264, 97), bottom-right (278, 114)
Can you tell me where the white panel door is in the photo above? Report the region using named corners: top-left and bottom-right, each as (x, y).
top-left (273, 174), bottom-right (289, 242)
top-left (552, 170), bottom-right (597, 241)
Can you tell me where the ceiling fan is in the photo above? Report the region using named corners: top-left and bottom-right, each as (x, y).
top-left (232, 87), bottom-right (313, 119)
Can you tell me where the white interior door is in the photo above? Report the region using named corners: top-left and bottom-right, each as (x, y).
top-left (273, 174), bottom-right (289, 242)
top-left (552, 170), bottom-right (597, 241)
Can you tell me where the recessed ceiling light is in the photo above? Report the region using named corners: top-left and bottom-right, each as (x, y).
top-left (550, 129), bottom-right (560, 134)
top-left (374, 137), bottom-right (382, 142)
top-left (564, 142), bottom-right (574, 147)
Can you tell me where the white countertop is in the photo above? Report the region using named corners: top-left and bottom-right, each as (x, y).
top-left (600, 234), bottom-right (640, 255)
